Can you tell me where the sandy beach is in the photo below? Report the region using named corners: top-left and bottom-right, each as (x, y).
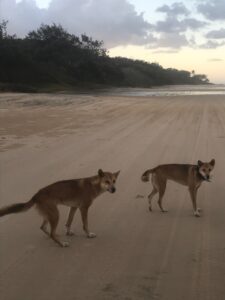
top-left (1, 92), bottom-right (225, 300)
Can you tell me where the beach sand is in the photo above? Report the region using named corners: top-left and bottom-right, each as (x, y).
top-left (1, 93), bottom-right (225, 300)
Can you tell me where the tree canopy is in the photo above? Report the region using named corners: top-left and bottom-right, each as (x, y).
top-left (0, 21), bottom-right (209, 92)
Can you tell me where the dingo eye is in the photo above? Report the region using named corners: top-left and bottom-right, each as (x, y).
top-left (105, 180), bottom-right (110, 184)
top-left (113, 179), bottom-right (115, 183)
top-left (202, 168), bottom-right (206, 172)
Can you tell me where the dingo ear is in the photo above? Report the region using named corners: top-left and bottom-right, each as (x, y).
top-left (98, 169), bottom-right (105, 177)
top-left (114, 170), bottom-right (120, 178)
top-left (210, 159), bottom-right (215, 167)
top-left (198, 160), bottom-right (203, 167)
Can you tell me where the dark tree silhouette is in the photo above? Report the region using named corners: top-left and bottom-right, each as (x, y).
top-left (0, 22), bottom-right (209, 92)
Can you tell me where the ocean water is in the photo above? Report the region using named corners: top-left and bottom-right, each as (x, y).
top-left (98, 84), bottom-right (225, 97)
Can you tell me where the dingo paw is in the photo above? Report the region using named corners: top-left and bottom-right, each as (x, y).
top-left (66, 230), bottom-right (75, 236)
top-left (87, 232), bottom-right (97, 238)
top-left (194, 211), bottom-right (201, 217)
top-left (61, 241), bottom-right (70, 247)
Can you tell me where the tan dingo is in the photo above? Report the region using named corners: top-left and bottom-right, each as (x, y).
top-left (0, 169), bottom-right (120, 247)
top-left (141, 160), bottom-right (215, 216)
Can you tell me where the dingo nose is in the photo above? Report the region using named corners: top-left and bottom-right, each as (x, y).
top-left (111, 187), bottom-right (116, 193)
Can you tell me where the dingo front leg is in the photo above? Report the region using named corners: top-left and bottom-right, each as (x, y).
top-left (189, 187), bottom-right (200, 217)
top-left (80, 207), bottom-right (96, 238)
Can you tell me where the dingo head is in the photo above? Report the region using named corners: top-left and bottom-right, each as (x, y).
top-left (197, 159), bottom-right (215, 181)
top-left (98, 169), bottom-right (120, 193)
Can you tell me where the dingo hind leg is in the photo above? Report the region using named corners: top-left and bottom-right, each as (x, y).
top-left (49, 206), bottom-right (69, 247)
top-left (157, 178), bottom-right (167, 213)
top-left (148, 188), bottom-right (158, 211)
top-left (37, 201), bottom-right (69, 247)
top-left (65, 207), bottom-right (77, 236)
top-left (40, 219), bottom-right (49, 236)
top-left (148, 174), bottom-right (158, 211)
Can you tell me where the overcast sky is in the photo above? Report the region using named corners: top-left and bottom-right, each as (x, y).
top-left (1, 0), bottom-right (225, 83)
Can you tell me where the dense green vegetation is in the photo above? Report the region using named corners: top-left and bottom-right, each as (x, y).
top-left (0, 21), bottom-right (209, 92)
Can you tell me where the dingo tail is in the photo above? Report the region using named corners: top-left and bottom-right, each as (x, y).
top-left (0, 197), bottom-right (36, 217)
top-left (141, 168), bottom-right (155, 182)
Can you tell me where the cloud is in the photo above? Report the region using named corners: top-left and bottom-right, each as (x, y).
top-left (152, 2), bottom-right (207, 49)
top-left (206, 28), bottom-right (225, 39)
top-left (0, 0), bottom-right (224, 51)
top-left (199, 40), bottom-right (225, 49)
top-left (0, 0), bottom-right (153, 47)
top-left (48, 0), bottom-right (154, 47)
top-left (152, 49), bottom-right (179, 54)
top-left (0, 0), bottom-right (45, 36)
top-left (156, 2), bottom-right (190, 17)
top-left (208, 58), bottom-right (223, 61)
top-left (155, 17), bottom-right (207, 33)
top-left (154, 2), bottom-right (207, 34)
top-left (148, 32), bottom-right (189, 49)
top-left (197, 0), bottom-right (225, 20)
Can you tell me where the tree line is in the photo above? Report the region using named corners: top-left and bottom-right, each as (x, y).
top-left (0, 21), bottom-right (209, 92)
